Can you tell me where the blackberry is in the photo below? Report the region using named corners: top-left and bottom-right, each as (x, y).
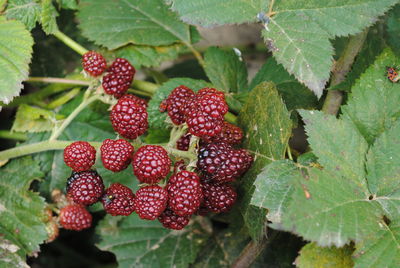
top-left (110, 95), bottom-right (148, 139)
top-left (167, 170), bottom-right (202, 216)
top-left (132, 145), bottom-right (171, 184)
top-left (66, 170), bottom-right (104, 206)
top-left (100, 139), bottom-right (134, 172)
top-left (63, 141), bottom-right (96, 172)
top-left (134, 185), bottom-right (168, 220)
top-left (82, 51), bottom-right (107, 77)
top-left (101, 183), bottom-right (135, 216)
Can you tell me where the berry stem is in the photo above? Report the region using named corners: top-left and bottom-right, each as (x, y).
top-left (49, 94), bottom-right (100, 141)
top-left (0, 130), bottom-right (27, 141)
top-left (165, 147), bottom-right (195, 160)
top-left (0, 140), bottom-right (101, 161)
top-left (132, 80), bottom-right (158, 95)
top-left (185, 43), bottom-right (205, 67)
top-left (224, 112), bottom-right (237, 124)
top-left (322, 29), bottom-right (368, 115)
top-left (53, 31), bottom-right (88, 56)
top-left (46, 88), bottom-right (81, 109)
top-left (26, 77), bottom-right (91, 86)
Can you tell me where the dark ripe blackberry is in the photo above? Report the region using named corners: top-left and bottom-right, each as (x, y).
top-left (176, 133), bottom-right (191, 151)
top-left (167, 170), bottom-right (202, 216)
top-left (201, 182), bottom-right (237, 213)
top-left (100, 139), bottom-right (134, 172)
top-left (66, 170), bottom-right (104, 206)
top-left (82, 51), bottom-right (107, 77)
top-left (101, 183), bottom-right (135, 216)
top-left (110, 95), bottom-right (148, 139)
top-left (132, 145), bottom-right (171, 184)
top-left (108, 58), bottom-right (136, 79)
top-left (63, 141), bottom-right (96, 172)
top-left (197, 142), bottom-right (253, 183)
top-left (158, 209), bottom-right (190, 230)
top-left (134, 185), bottom-right (168, 220)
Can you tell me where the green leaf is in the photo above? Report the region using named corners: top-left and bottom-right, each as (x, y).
top-left (282, 167), bottom-right (383, 247)
top-left (341, 48), bottom-right (400, 144)
top-left (115, 44), bottom-right (183, 69)
top-left (5, 0), bottom-right (41, 30)
top-left (251, 160), bottom-right (303, 224)
top-left (0, 237), bottom-right (29, 268)
top-left (96, 214), bottom-right (208, 268)
top-left (40, 0), bottom-right (59, 34)
top-left (296, 242), bottom-right (354, 268)
top-left (78, 0), bottom-right (195, 49)
top-left (11, 104), bottom-right (56, 133)
top-left (249, 57), bottom-right (318, 110)
top-left (353, 220), bottom-right (400, 268)
top-left (299, 110), bottom-right (369, 191)
top-left (366, 119), bottom-right (400, 220)
top-left (0, 157), bottom-right (47, 256)
top-left (238, 82), bottom-right (292, 240)
top-left (263, 0), bottom-right (398, 97)
top-left (387, 4), bottom-right (400, 57)
top-left (193, 226), bottom-right (250, 268)
top-left (147, 78), bottom-right (211, 129)
top-left (203, 47), bottom-right (248, 93)
top-left (169, 0), bottom-right (269, 27)
top-left (0, 16), bottom-right (33, 104)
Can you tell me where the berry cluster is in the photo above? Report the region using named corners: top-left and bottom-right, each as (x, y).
top-left (58, 56), bottom-right (253, 233)
top-left (82, 51), bottom-right (136, 98)
top-left (161, 86), bottom-right (253, 216)
top-left (160, 86), bottom-right (228, 138)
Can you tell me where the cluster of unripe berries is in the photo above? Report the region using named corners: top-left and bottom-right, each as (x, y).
top-left (57, 52), bottom-right (253, 232)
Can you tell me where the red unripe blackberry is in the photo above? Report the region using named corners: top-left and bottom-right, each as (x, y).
top-left (167, 170), bottom-right (202, 216)
top-left (202, 121), bottom-right (243, 145)
top-left (184, 88), bottom-right (228, 137)
top-left (101, 183), bottom-right (135, 216)
top-left (134, 185), bottom-right (168, 220)
top-left (63, 141), bottom-right (96, 172)
top-left (132, 145), bottom-right (171, 184)
top-left (201, 182), bottom-right (237, 213)
top-left (197, 87), bottom-right (225, 100)
top-left (100, 139), bottom-right (134, 172)
top-left (102, 73), bottom-right (132, 98)
top-left (108, 58), bottom-right (135, 79)
top-left (158, 209), bottom-right (190, 230)
top-left (59, 204), bottom-right (92, 231)
top-left (176, 133), bottom-right (191, 151)
top-left (110, 95), bottom-right (148, 139)
top-left (66, 170), bottom-right (104, 206)
top-left (197, 142), bottom-right (253, 183)
top-left (163, 85), bottom-right (195, 125)
top-left (121, 94), bottom-right (148, 109)
top-left (82, 51), bottom-right (107, 77)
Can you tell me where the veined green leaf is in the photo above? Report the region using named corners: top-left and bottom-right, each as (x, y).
top-left (204, 47), bottom-right (248, 93)
top-left (238, 82), bottom-right (292, 240)
top-left (0, 17), bottom-right (33, 104)
top-left (5, 0), bottom-right (41, 30)
top-left (0, 157), bottom-right (47, 256)
top-left (96, 214), bottom-right (208, 268)
top-left (78, 0), bottom-right (195, 49)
